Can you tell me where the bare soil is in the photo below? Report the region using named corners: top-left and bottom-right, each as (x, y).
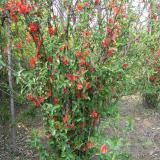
top-left (118, 95), bottom-right (160, 160)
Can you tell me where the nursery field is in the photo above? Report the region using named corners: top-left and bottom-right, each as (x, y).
top-left (0, 0), bottom-right (160, 159)
top-left (1, 95), bottom-right (160, 160)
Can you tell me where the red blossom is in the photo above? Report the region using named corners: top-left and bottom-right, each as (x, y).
top-left (17, 2), bottom-right (31, 14)
top-left (107, 49), bottom-right (114, 57)
top-left (113, 7), bottom-right (119, 15)
top-left (106, 27), bottom-right (112, 33)
top-left (29, 23), bottom-right (39, 33)
top-left (86, 82), bottom-right (91, 90)
top-left (100, 144), bottom-right (108, 154)
top-left (149, 76), bottom-right (156, 82)
top-left (90, 111), bottom-right (98, 118)
top-left (47, 56), bottom-right (53, 63)
top-left (59, 46), bottom-right (65, 52)
top-left (114, 23), bottom-right (119, 29)
top-left (16, 43), bottom-right (22, 49)
top-left (33, 96), bottom-right (45, 107)
top-left (65, 123), bottom-right (75, 129)
top-left (108, 17), bottom-right (114, 24)
top-left (10, 12), bottom-right (18, 22)
top-left (53, 98), bottom-right (59, 105)
top-left (65, 74), bottom-right (78, 81)
top-left (87, 142), bottom-right (94, 149)
top-left (79, 57), bottom-right (86, 66)
top-left (62, 56), bottom-right (69, 66)
top-left (82, 147), bottom-right (88, 152)
top-left (64, 87), bottom-right (68, 94)
top-left (26, 94), bottom-right (34, 101)
top-left (85, 2), bottom-right (90, 7)
top-left (122, 13), bottom-right (127, 19)
top-left (76, 51), bottom-right (82, 58)
top-left (48, 25), bottom-right (57, 36)
top-left (84, 50), bottom-right (90, 57)
top-left (63, 114), bottom-right (68, 123)
top-left (95, 0), bottom-right (101, 5)
top-left (76, 3), bottom-right (83, 12)
top-left (102, 39), bottom-right (110, 48)
top-left (47, 89), bottom-right (52, 97)
top-left (77, 83), bottom-right (83, 90)
top-left (36, 52), bottom-right (41, 59)
top-left (122, 63), bottom-right (128, 69)
top-left (29, 57), bottom-right (37, 68)
top-left (26, 35), bottom-right (32, 43)
top-left (32, 34), bottom-right (39, 43)
top-left (53, 15), bottom-right (57, 20)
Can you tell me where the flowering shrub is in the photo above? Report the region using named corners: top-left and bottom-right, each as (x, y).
top-left (1, 0), bottom-right (131, 159)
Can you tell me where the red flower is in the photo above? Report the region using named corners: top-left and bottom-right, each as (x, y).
top-left (82, 147), bottom-right (88, 152)
top-left (122, 63), bottom-right (128, 69)
top-left (47, 89), bottom-right (52, 97)
top-left (26, 94), bottom-right (34, 101)
top-left (86, 82), bottom-right (91, 90)
top-left (90, 111), bottom-right (98, 118)
top-left (59, 46), bottom-right (65, 52)
top-left (34, 96), bottom-right (45, 107)
top-left (29, 23), bottom-right (39, 33)
top-left (106, 27), bottom-right (112, 34)
top-left (18, 3), bottom-right (31, 14)
top-left (122, 13), bottom-right (127, 19)
top-left (95, 0), bottom-right (101, 5)
top-left (100, 144), bottom-right (108, 154)
top-left (10, 13), bottom-right (18, 22)
top-left (65, 74), bottom-right (78, 81)
top-left (16, 43), bottom-right (22, 49)
top-left (108, 17), bottom-right (113, 24)
top-left (63, 114), bottom-right (68, 123)
top-left (149, 76), bottom-right (156, 82)
top-left (64, 87), bottom-right (68, 94)
top-left (102, 39), bottom-right (110, 48)
top-left (87, 142), bottom-right (94, 149)
top-left (77, 83), bottom-right (83, 90)
top-left (53, 98), bottom-right (59, 105)
top-left (29, 57), bottom-right (37, 68)
top-left (53, 15), bottom-right (57, 20)
top-left (76, 51), bottom-right (82, 58)
top-left (48, 25), bottom-right (57, 36)
top-left (33, 34), bottom-right (39, 43)
top-left (38, 96), bottom-right (45, 103)
top-left (114, 23), bottom-right (119, 29)
top-left (76, 3), bottom-right (83, 12)
top-left (65, 123), bottom-right (75, 129)
top-left (84, 50), bottom-right (90, 57)
top-left (79, 57), bottom-right (86, 66)
top-left (113, 7), bottom-right (119, 15)
top-left (62, 56), bottom-right (69, 66)
top-left (47, 56), bottom-right (53, 63)
top-left (107, 49), bottom-right (114, 57)
top-left (85, 2), bottom-right (90, 7)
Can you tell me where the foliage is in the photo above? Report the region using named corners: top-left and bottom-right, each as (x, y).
top-left (0, 0), bottom-right (130, 159)
top-left (1, 0), bottom-right (160, 159)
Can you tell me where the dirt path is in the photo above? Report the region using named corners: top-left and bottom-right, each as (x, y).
top-left (119, 95), bottom-right (160, 160)
top-left (0, 95), bottom-right (160, 160)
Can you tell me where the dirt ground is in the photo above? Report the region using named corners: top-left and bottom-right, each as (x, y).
top-left (0, 95), bottom-right (160, 160)
top-left (118, 95), bottom-right (160, 160)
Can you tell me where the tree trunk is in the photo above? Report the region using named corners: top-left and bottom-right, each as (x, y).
top-left (7, 17), bottom-right (16, 149)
